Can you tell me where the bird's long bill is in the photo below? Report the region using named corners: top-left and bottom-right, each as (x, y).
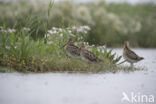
top-left (61, 42), bottom-right (68, 48)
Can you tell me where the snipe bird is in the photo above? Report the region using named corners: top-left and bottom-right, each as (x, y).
top-left (80, 45), bottom-right (103, 63)
top-left (64, 37), bottom-right (81, 58)
top-left (123, 41), bottom-right (144, 66)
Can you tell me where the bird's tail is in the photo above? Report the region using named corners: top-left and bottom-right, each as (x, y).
top-left (99, 58), bottom-right (104, 62)
top-left (138, 57), bottom-right (144, 61)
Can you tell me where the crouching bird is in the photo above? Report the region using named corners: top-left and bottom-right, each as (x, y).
top-left (80, 45), bottom-right (103, 63)
top-left (63, 37), bottom-right (81, 58)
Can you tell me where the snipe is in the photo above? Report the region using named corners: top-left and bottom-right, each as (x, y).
top-left (80, 45), bottom-right (103, 63)
top-left (64, 37), bottom-right (81, 58)
top-left (123, 41), bottom-right (144, 66)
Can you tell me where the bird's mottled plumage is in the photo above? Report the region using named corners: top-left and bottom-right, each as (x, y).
top-left (65, 38), bottom-right (81, 57)
top-left (80, 45), bottom-right (103, 63)
top-left (123, 41), bottom-right (144, 65)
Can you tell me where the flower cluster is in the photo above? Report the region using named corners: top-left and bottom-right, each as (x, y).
top-left (83, 42), bottom-right (105, 54)
top-left (0, 28), bottom-right (16, 34)
top-left (0, 27), bottom-right (31, 34)
top-left (96, 46), bottom-right (106, 53)
top-left (45, 26), bottom-right (91, 45)
top-left (71, 26), bottom-right (91, 34)
top-left (47, 27), bottom-right (74, 38)
top-left (46, 26), bottom-right (91, 45)
top-left (23, 27), bottom-right (31, 32)
top-left (47, 25), bottom-right (90, 36)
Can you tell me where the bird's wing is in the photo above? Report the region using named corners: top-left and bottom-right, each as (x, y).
top-left (83, 50), bottom-right (100, 62)
top-left (69, 45), bottom-right (80, 55)
top-left (126, 48), bottom-right (139, 60)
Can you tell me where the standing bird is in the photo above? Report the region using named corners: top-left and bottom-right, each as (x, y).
top-left (63, 37), bottom-right (81, 58)
top-left (123, 41), bottom-right (144, 66)
top-left (80, 45), bottom-right (103, 63)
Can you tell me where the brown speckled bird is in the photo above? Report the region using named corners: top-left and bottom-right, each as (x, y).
top-left (123, 41), bottom-right (144, 66)
top-left (64, 37), bottom-right (81, 58)
top-left (80, 45), bottom-right (103, 63)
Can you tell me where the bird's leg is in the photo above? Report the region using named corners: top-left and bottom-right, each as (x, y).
top-left (130, 63), bottom-right (134, 68)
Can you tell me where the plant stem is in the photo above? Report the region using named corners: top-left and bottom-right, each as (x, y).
top-left (116, 60), bottom-right (126, 65)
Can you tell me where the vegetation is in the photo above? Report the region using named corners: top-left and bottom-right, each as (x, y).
top-left (0, 1), bottom-right (149, 73)
top-left (0, 25), bottom-right (125, 73)
top-left (0, 1), bottom-right (156, 47)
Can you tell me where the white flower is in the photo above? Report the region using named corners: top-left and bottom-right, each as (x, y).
top-left (53, 30), bottom-right (57, 34)
top-left (48, 30), bottom-right (53, 34)
top-left (60, 33), bottom-right (63, 38)
top-left (77, 28), bottom-right (84, 33)
top-left (69, 33), bottom-right (75, 37)
top-left (71, 26), bottom-right (77, 30)
top-left (97, 48), bottom-right (101, 52)
top-left (59, 28), bottom-right (63, 32)
top-left (84, 42), bottom-right (89, 45)
top-left (44, 34), bottom-right (49, 38)
top-left (76, 26), bottom-right (91, 34)
top-left (68, 30), bottom-right (72, 33)
top-left (5, 46), bottom-right (10, 50)
top-left (52, 27), bottom-right (57, 30)
top-left (78, 36), bottom-right (83, 40)
top-left (14, 46), bottom-right (17, 49)
top-left (48, 30), bottom-right (57, 34)
top-left (48, 41), bottom-right (53, 45)
top-left (83, 26), bottom-right (91, 31)
top-left (92, 44), bottom-right (95, 47)
top-left (23, 27), bottom-right (30, 31)
top-left (7, 29), bottom-right (16, 33)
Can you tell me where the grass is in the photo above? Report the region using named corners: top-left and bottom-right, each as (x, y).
top-left (0, 66), bottom-right (16, 73)
top-left (0, 26), bottom-right (125, 73)
top-left (0, 1), bottom-right (147, 73)
top-left (0, 1), bottom-right (156, 47)
top-left (0, 26), bottom-right (144, 73)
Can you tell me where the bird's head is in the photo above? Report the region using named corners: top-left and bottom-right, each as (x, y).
top-left (61, 37), bottom-right (74, 48)
top-left (124, 41), bottom-right (130, 48)
top-left (68, 37), bottom-right (74, 44)
top-left (80, 45), bottom-right (86, 50)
